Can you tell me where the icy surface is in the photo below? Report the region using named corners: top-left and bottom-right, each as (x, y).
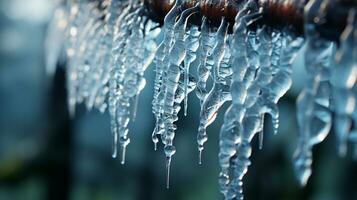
top-left (46, 0), bottom-right (357, 199)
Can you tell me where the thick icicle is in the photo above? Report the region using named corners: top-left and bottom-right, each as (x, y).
top-left (218, 1), bottom-right (258, 198)
top-left (110, 4), bottom-right (158, 162)
top-left (197, 18), bottom-right (229, 164)
top-left (160, 5), bottom-right (199, 188)
top-left (232, 35), bottom-right (302, 200)
top-left (293, 8), bottom-right (334, 185)
top-left (151, 0), bottom-right (183, 150)
top-left (219, 1), bottom-right (303, 197)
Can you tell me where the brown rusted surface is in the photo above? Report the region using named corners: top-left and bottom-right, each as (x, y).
top-left (143, 0), bottom-right (242, 25)
top-left (143, 0), bottom-right (304, 33)
top-left (142, 0), bottom-right (356, 40)
top-left (259, 0), bottom-right (304, 35)
top-left (199, 0), bottom-right (239, 26)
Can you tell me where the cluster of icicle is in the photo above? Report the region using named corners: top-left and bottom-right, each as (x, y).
top-left (46, 0), bottom-right (357, 199)
top-left (293, 1), bottom-right (357, 187)
top-left (46, 0), bottom-right (159, 164)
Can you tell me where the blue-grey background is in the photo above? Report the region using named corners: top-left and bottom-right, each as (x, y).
top-left (0, 0), bottom-right (356, 200)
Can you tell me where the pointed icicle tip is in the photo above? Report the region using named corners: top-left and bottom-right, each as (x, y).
top-left (112, 132), bottom-right (118, 158)
top-left (154, 142), bottom-right (158, 151)
top-left (112, 151), bottom-right (117, 159)
top-left (121, 145), bottom-right (127, 165)
top-left (198, 150), bottom-right (203, 165)
top-left (258, 131), bottom-right (264, 150)
top-left (166, 156), bottom-right (172, 189)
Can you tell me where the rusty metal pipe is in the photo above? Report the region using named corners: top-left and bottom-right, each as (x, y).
top-left (142, 0), bottom-right (357, 41)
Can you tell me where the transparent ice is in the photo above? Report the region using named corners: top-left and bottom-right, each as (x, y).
top-left (46, 0), bottom-right (357, 199)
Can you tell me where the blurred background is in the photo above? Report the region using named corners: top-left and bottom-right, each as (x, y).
top-left (0, 0), bottom-right (357, 200)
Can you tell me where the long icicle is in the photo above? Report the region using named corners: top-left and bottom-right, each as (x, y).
top-left (161, 5), bottom-right (199, 188)
top-left (293, 3), bottom-right (334, 185)
top-left (151, 0), bottom-right (183, 150)
top-left (219, 1), bottom-right (258, 199)
top-left (197, 18), bottom-right (229, 164)
top-left (109, 3), bottom-right (136, 158)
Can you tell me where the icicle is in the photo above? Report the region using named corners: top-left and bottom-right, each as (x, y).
top-left (197, 18), bottom-right (229, 164)
top-left (112, 5), bottom-right (158, 163)
top-left (90, 0), bottom-right (122, 112)
top-left (256, 28), bottom-right (273, 136)
top-left (87, 1), bottom-right (138, 113)
top-left (160, 5), bottom-right (199, 188)
top-left (47, 0), bottom-right (357, 197)
top-left (151, 0), bottom-right (183, 150)
top-left (218, 1), bottom-right (258, 198)
top-left (293, 9), bottom-right (334, 185)
top-left (233, 35), bottom-right (302, 200)
top-left (183, 27), bottom-right (200, 116)
top-left (195, 17), bottom-right (215, 103)
top-left (116, 10), bottom-right (145, 164)
top-left (75, 12), bottom-right (102, 105)
top-left (331, 9), bottom-right (357, 157)
top-left (264, 35), bottom-right (303, 125)
top-left (109, 3), bottom-right (132, 158)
